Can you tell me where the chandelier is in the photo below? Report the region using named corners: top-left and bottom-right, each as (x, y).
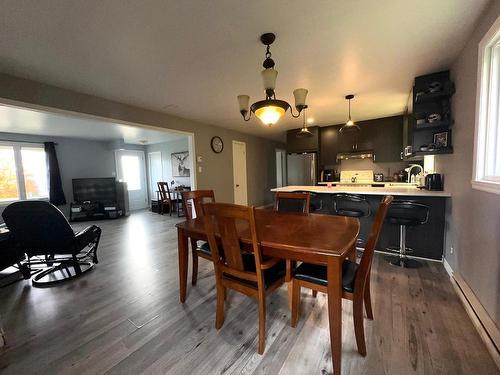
top-left (237, 33), bottom-right (308, 127)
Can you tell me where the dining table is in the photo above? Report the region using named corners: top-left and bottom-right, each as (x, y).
top-left (175, 209), bottom-right (360, 375)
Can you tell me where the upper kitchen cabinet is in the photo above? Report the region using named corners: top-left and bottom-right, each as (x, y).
top-left (286, 126), bottom-right (320, 153)
top-left (319, 115), bottom-right (404, 165)
top-left (370, 116), bottom-right (404, 162)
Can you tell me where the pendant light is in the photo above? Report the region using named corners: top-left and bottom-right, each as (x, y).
top-left (237, 33), bottom-right (308, 127)
top-left (339, 94), bottom-right (360, 133)
top-left (296, 109), bottom-right (313, 138)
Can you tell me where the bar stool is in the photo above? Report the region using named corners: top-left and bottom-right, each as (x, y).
top-left (332, 194), bottom-right (371, 247)
top-left (332, 193), bottom-right (371, 218)
top-left (384, 201), bottom-right (429, 268)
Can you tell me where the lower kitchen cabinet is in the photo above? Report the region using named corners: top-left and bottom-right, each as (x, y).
top-left (312, 193), bottom-right (446, 260)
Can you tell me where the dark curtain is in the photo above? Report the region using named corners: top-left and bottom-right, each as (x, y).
top-left (44, 142), bottom-right (66, 206)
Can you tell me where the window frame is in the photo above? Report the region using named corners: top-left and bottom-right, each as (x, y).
top-left (472, 15), bottom-right (500, 195)
top-left (0, 141), bottom-right (48, 205)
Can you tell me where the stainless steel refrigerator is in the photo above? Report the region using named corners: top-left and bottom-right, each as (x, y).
top-left (287, 152), bottom-right (317, 186)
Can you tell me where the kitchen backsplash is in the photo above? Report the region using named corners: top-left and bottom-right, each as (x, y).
top-left (324, 159), bottom-right (408, 179)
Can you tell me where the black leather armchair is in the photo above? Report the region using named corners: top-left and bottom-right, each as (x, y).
top-left (2, 201), bottom-right (102, 286)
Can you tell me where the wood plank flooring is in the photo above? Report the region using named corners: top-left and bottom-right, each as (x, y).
top-left (0, 210), bottom-right (498, 374)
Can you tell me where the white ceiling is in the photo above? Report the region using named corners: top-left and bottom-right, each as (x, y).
top-left (0, 0), bottom-right (490, 140)
top-left (0, 104), bottom-right (186, 144)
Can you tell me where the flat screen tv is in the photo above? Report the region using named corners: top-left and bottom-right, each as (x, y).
top-left (72, 178), bottom-right (117, 203)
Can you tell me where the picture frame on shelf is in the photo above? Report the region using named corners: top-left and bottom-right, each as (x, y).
top-left (433, 131), bottom-right (449, 149)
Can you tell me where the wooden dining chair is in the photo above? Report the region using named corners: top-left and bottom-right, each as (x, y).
top-left (274, 191), bottom-right (311, 214)
top-left (157, 181), bottom-right (178, 216)
top-left (203, 202), bottom-right (286, 354)
top-left (290, 195), bottom-right (393, 357)
top-left (181, 190), bottom-right (216, 286)
top-left (273, 191), bottom-right (311, 301)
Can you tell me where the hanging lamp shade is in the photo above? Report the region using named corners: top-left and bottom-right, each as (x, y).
top-left (339, 94), bottom-right (360, 133)
top-left (261, 68), bottom-right (278, 90)
top-left (254, 105), bottom-right (286, 126)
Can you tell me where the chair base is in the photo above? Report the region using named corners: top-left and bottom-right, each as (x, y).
top-left (385, 255), bottom-right (421, 268)
top-left (385, 245), bottom-right (413, 254)
top-left (32, 261), bottom-right (94, 287)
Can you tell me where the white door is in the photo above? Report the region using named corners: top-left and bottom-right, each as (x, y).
top-left (232, 141), bottom-right (248, 205)
top-left (115, 150), bottom-right (148, 210)
top-left (148, 151), bottom-right (163, 198)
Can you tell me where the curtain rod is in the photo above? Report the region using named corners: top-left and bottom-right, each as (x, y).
top-left (0, 139), bottom-right (58, 145)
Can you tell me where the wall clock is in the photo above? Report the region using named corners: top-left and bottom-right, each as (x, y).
top-left (211, 136), bottom-right (224, 153)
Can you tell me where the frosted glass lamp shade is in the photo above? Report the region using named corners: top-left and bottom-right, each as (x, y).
top-left (237, 95), bottom-right (250, 113)
top-left (255, 105), bottom-right (285, 126)
top-left (293, 88), bottom-right (308, 108)
top-left (261, 68), bottom-right (278, 90)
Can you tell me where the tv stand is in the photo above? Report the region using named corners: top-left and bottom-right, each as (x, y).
top-left (70, 201), bottom-right (122, 222)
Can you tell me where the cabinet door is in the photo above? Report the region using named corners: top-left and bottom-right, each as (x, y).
top-left (320, 126), bottom-right (339, 166)
top-left (286, 126), bottom-right (319, 153)
top-left (372, 116), bottom-right (404, 162)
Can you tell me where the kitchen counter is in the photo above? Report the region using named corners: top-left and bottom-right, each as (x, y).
top-left (271, 185), bottom-right (449, 260)
top-left (272, 185), bottom-right (451, 197)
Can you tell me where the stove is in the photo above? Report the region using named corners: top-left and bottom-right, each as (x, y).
top-left (339, 170), bottom-right (374, 184)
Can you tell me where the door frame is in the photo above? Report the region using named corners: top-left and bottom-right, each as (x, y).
top-left (115, 149), bottom-right (149, 210)
top-left (232, 140), bottom-right (248, 205)
top-left (147, 151), bottom-right (163, 198)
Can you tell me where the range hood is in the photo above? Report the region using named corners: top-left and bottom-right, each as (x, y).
top-left (336, 150), bottom-right (374, 161)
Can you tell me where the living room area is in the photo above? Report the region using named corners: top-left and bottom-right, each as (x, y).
top-left (0, 102), bottom-right (195, 286)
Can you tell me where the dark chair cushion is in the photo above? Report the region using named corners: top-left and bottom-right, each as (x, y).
top-left (224, 253), bottom-right (286, 289)
top-left (336, 209), bottom-right (365, 218)
top-left (293, 260), bottom-right (359, 293)
top-left (197, 241), bottom-right (212, 257)
top-left (387, 217), bottom-right (422, 226)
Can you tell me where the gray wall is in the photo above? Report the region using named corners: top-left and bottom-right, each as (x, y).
top-left (435, 1), bottom-right (500, 326)
top-left (146, 137), bottom-right (191, 195)
top-left (0, 132), bottom-right (144, 218)
top-left (0, 74), bottom-right (284, 207)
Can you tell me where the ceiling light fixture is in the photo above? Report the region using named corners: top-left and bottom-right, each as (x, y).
top-left (339, 94), bottom-right (360, 133)
top-left (296, 109), bottom-right (313, 138)
top-left (237, 33), bottom-right (308, 127)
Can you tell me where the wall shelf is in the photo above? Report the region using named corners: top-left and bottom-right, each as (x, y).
top-left (413, 148), bottom-right (454, 156)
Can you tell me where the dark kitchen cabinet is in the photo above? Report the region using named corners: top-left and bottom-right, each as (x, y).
top-left (286, 126), bottom-right (320, 153)
top-left (320, 126), bottom-right (339, 166)
top-left (371, 116), bottom-right (404, 162)
top-left (318, 115), bottom-right (404, 165)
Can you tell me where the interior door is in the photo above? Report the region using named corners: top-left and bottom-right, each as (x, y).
top-left (115, 150), bottom-right (148, 210)
top-left (232, 141), bottom-right (248, 205)
top-left (148, 151), bottom-right (163, 198)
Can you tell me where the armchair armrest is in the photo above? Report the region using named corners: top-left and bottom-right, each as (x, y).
top-left (74, 225), bottom-right (101, 251)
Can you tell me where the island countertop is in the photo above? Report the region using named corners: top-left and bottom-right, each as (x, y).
top-left (271, 185), bottom-right (451, 197)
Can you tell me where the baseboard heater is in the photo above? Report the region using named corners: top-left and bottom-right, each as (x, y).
top-left (448, 268), bottom-right (500, 369)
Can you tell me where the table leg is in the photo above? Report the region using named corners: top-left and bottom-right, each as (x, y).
top-left (327, 257), bottom-right (342, 375)
top-left (347, 242), bottom-right (357, 262)
top-left (178, 227), bottom-right (188, 303)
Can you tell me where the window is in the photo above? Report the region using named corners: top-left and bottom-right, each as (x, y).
top-left (0, 142), bottom-right (48, 203)
top-left (473, 15), bottom-right (500, 194)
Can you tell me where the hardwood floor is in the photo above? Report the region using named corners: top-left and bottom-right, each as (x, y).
top-left (0, 211), bottom-right (497, 374)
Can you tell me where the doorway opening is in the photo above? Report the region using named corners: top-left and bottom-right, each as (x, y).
top-left (232, 141), bottom-right (248, 205)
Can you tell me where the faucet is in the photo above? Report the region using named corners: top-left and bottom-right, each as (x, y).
top-left (404, 164), bottom-right (423, 183)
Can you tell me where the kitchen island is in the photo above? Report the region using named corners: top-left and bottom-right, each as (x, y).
top-left (271, 185), bottom-right (451, 260)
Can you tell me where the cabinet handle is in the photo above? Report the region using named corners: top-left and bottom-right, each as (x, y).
top-left (400, 151), bottom-right (403, 160)
top-left (373, 154), bottom-right (376, 162)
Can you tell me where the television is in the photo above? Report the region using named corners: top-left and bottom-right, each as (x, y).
top-left (72, 178), bottom-right (117, 203)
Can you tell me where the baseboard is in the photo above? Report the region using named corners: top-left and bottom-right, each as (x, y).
top-left (444, 261), bottom-right (500, 369)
